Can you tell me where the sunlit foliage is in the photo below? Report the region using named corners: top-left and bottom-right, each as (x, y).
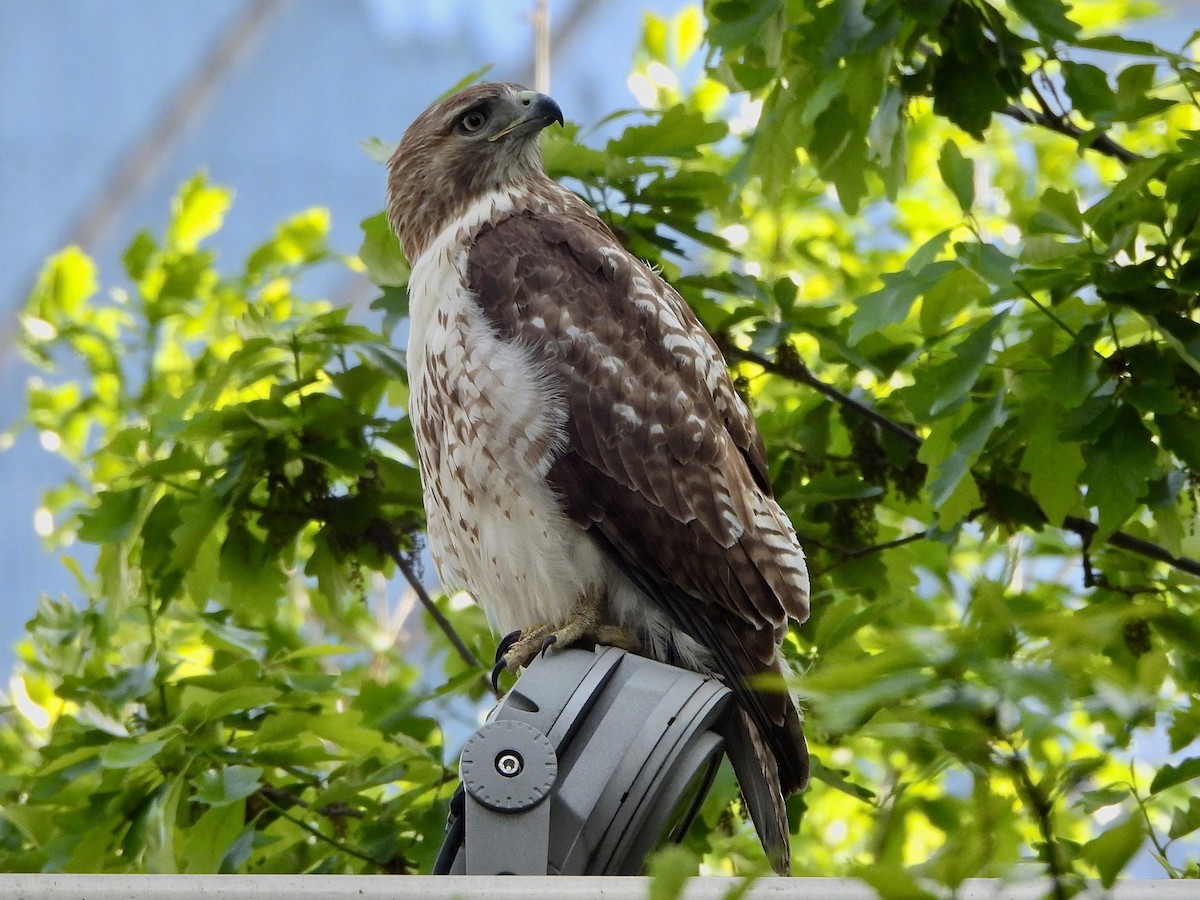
top-left (1, 0), bottom-right (1198, 892)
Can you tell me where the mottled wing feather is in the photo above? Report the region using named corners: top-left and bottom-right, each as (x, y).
top-left (466, 206), bottom-right (810, 800)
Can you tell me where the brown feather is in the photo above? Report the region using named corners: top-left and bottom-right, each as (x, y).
top-left (467, 206), bottom-right (810, 871)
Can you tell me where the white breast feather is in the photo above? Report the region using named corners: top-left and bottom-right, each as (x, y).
top-left (405, 190), bottom-right (717, 671)
top-left (407, 190), bottom-right (604, 636)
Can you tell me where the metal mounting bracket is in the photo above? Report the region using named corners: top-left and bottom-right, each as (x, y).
top-left (460, 719), bottom-right (558, 874)
top-left (435, 646), bottom-right (732, 876)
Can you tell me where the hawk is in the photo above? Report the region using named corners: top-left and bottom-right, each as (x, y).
top-left (386, 82), bottom-right (810, 875)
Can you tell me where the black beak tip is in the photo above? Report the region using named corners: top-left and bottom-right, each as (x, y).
top-left (537, 94), bottom-right (564, 128)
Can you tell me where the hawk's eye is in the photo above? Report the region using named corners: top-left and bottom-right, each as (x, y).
top-left (459, 108), bottom-right (488, 133)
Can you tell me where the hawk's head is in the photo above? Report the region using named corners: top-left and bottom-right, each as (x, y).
top-left (387, 82), bottom-right (564, 260)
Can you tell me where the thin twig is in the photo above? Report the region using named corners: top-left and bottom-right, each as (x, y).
top-left (812, 530), bottom-right (930, 579)
top-left (1015, 283), bottom-right (1080, 342)
top-left (374, 534), bottom-right (488, 678)
top-left (367, 526), bottom-right (501, 699)
top-left (256, 788), bottom-right (383, 867)
top-left (724, 342), bottom-right (922, 448)
top-left (1128, 765), bottom-right (1181, 878)
top-left (1003, 746), bottom-right (1071, 900)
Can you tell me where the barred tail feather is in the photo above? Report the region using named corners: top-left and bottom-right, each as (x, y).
top-left (723, 706), bottom-right (795, 877)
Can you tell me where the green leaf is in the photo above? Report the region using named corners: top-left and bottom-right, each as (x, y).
top-left (1114, 63), bottom-right (1176, 123)
top-left (200, 684), bottom-right (281, 721)
top-left (543, 124), bottom-right (611, 181)
top-left (849, 250), bottom-right (955, 345)
top-left (920, 266), bottom-right (989, 337)
top-left (609, 105), bottom-right (728, 159)
top-left (1157, 312), bottom-right (1200, 377)
top-left (1076, 34), bottom-right (1171, 57)
top-left (707, 0), bottom-right (782, 50)
top-left (360, 136), bottom-right (397, 165)
top-left (1029, 187), bottom-right (1083, 236)
top-left (1077, 786), bottom-right (1129, 813)
top-left (1082, 405), bottom-right (1158, 537)
top-left (1157, 412), bottom-right (1200, 470)
top-left (220, 526), bottom-right (289, 621)
top-left (30, 246), bottom-right (98, 321)
top-left (809, 93), bottom-right (871, 213)
top-left (194, 766), bottom-right (263, 808)
top-left (1020, 404), bottom-right (1085, 524)
top-left (245, 208), bottom-right (329, 279)
top-left (437, 65), bottom-right (493, 100)
top-left (98, 736), bottom-right (170, 769)
top-left (1169, 797), bottom-right (1200, 841)
top-left (1081, 815), bottom-right (1144, 888)
top-left (166, 173), bottom-right (231, 253)
top-left (643, 12), bottom-right (669, 61)
top-left (1062, 61), bottom-right (1117, 126)
top-left (809, 756), bottom-right (876, 802)
top-left (1008, 0), bottom-right (1080, 41)
top-left (855, 863), bottom-right (938, 899)
top-left (792, 474), bottom-right (883, 503)
top-left (1039, 341), bottom-right (1100, 409)
top-left (359, 212), bottom-right (409, 287)
top-left (144, 775), bottom-right (185, 873)
top-left (77, 487), bottom-right (143, 543)
top-left (868, 85), bottom-right (907, 198)
top-left (1169, 703), bottom-right (1200, 753)
top-left (929, 10), bottom-right (1014, 140)
top-left (123, 229), bottom-right (159, 281)
top-left (938, 140), bottom-right (975, 213)
top-left (924, 392), bottom-right (1006, 513)
top-left (1150, 756), bottom-right (1200, 795)
top-left (370, 285), bottom-right (411, 337)
top-left (647, 844), bottom-right (699, 900)
top-left (182, 802), bottom-right (247, 873)
top-left (912, 312), bottom-right (1008, 418)
top-left (1085, 157), bottom-right (1168, 233)
top-left (169, 495), bottom-right (226, 573)
top-left (959, 241), bottom-right (1018, 292)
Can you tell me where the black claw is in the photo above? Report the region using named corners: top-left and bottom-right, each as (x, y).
top-left (539, 634), bottom-right (558, 658)
top-left (494, 629), bottom-right (523, 666)
top-left (491, 658), bottom-right (508, 694)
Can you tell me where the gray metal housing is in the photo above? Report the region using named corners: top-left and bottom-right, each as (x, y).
top-left (436, 646), bottom-right (731, 875)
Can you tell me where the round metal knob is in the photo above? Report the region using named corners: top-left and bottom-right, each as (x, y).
top-left (460, 719), bottom-right (557, 812)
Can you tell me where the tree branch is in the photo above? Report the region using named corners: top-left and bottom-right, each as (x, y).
top-left (724, 342), bottom-right (922, 448)
top-left (1067, 515), bottom-right (1200, 578)
top-left (999, 103), bottom-right (1143, 167)
top-left (733, 344), bottom-right (1200, 579)
top-left (811, 529), bottom-right (931, 579)
top-left (1001, 742), bottom-right (1072, 900)
top-left (256, 787), bottom-right (385, 868)
top-left (373, 533), bottom-right (491, 684)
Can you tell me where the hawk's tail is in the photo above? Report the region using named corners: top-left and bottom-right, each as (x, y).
top-left (723, 703), bottom-right (807, 876)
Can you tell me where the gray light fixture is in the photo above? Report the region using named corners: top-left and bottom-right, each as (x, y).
top-left (434, 646), bottom-right (731, 875)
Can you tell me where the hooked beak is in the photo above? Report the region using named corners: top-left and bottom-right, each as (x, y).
top-left (488, 90), bottom-right (564, 142)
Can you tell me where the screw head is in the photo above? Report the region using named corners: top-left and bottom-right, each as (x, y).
top-left (495, 750), bottom-right (523, 777)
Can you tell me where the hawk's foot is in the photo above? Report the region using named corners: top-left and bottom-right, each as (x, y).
top-left (493, 629), bottom-right (523, 666)
top-left (497, 595), bottom-right (638, 676)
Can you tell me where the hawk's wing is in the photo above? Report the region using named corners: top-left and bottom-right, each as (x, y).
top-left (467, 206), bottom-right (810, 864)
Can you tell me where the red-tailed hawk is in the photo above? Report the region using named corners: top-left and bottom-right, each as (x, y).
top-left (386, 82), bottom-right (810, 875)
